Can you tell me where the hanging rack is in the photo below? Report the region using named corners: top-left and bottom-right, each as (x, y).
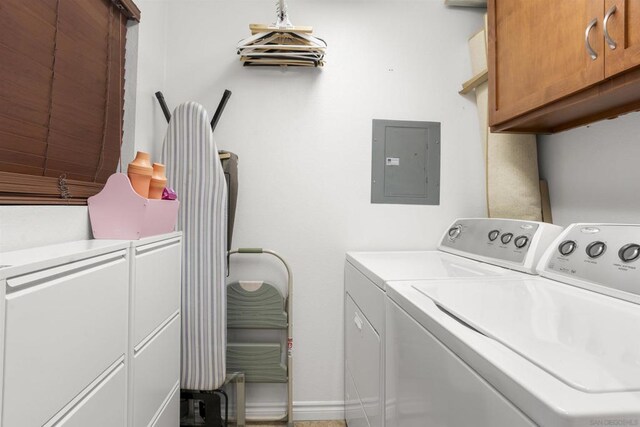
top-left (236, 0), bottom-right (327, 67)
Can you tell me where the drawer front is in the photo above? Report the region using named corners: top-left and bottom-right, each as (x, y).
top-left (134, 238), bottom-right (181, 346)
top-left (345, 295), bottom-right (381, 427)
top-left (3, 252), bottom-right (128, 427)
top-left (54, 363), bottom-right (127, 427)
top-left (134, 314), bottom-right (181, 427)
top-left (151, 385), bottom-right (180, 427)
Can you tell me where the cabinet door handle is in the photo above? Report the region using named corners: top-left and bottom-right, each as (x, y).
top-left (585, 18), bottom-right (599, 60)
top-left (604, 5), bottom-right (617, 50)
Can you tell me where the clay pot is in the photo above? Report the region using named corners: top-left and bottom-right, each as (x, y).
top-left (127, 151), bottom-right (153, 198)
top-left (149, 163), bottom-right (167, 200)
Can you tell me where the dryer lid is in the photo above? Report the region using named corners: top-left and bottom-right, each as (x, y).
top-left (413, 278), bottom-right (640, 393)
top-left (346, 251), bottom-right (515, 290)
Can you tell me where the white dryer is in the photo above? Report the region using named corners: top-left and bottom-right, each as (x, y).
top-left (386, 223), bottom-right (640, 426)
top-left (344, 218), bottom-right (562, 427)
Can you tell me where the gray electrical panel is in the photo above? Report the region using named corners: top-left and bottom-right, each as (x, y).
top-left (371, 119), bottom-right (440, 205)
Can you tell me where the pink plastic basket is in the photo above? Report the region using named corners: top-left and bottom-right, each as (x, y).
top-left (88, 173), bottom-right (180, 240)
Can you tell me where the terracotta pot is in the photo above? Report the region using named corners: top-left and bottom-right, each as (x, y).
top-left (127, 151), bottom-right (153, 198)
top-left (149, 163), bottom-right (167, 200)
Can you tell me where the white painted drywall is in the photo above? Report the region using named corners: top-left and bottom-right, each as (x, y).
top-left (538, 112), bottom-right (640, 226)
top-left (134, 0), bottom-right (486, 419)
top-left (0, 207), bottom-right (92, 253)
top-left (132, 1), bottom-right (170, 162)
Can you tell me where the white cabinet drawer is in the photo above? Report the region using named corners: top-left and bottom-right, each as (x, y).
top-left (3, 251), bottom-right (128, 427)
top-left (133, 314), bottom-right (181, 427)
top-left (345, 294), bottom-right (381, 427)
top-left (151, 384), bottom-right (180, 427)
top-left (133, 238), bottom-right (181, 346)
top-left (53, 363), bottom-right (127, 427)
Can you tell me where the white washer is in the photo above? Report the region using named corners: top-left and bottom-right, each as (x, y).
top-left (344, 218), bottom-right (562, 427)
top-left (386, 223), bottom-right (640, 427)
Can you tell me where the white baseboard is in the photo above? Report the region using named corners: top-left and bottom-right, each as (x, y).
top-left (229, 400), bottom-right (345, 422)
top-left (293, 400), bottom-right (345, 421)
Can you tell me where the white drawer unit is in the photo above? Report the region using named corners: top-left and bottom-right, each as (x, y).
top-left (129, 233), bottom-right (182, 427)
top-left (0, 234), bottom-right (182, 427)
top-left (3, 250), bottom-right (129, 427)
top-left (0, 241), bottom-right (131, 427)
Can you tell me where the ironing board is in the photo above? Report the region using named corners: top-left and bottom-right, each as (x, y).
top-left (162, 101), bottom-right (228, 391)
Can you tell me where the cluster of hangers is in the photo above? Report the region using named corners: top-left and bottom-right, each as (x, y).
top-left (236, 0), bottom-right (327, 67)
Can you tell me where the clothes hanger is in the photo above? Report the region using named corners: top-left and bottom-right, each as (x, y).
top-left (236, 0), bottom-right (326, 67)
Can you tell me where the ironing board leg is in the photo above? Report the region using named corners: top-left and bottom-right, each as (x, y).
top-left (235, 374), bottom-right (246, 427)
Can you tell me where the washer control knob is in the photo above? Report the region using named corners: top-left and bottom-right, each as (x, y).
top-left (586, 241), bottom-right (606, 259)
top-left (514, 235), bottom-right (529, 249)
top-left (448, 225), bottom-right (462, 239)
top-left (488, 230), bottom-right (500, 241)
top-left (500, 233), bottom-right (514, 244)
top-left (619, 244), bottom-right (640, 263)
top-left (558, 240), bottom-right (577, 256)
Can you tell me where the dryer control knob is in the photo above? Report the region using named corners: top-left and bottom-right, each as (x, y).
top-left (448, 225), bottom-right (462, 239)
top-left (488, 230), bottom-right (500, 241)
top-left (500, 233), bottom-right (513, 244)
top-left (558, 240), bottom-right (577, 256)
top-left (586, 241), bottom-right (606, 259)
top-left (514, 235), bottom-right (529, 249)
top-left (619, 243), bottom-right (640, 263)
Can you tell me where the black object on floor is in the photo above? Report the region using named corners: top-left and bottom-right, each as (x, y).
top-left (180, 389), bottom-right (228, 427)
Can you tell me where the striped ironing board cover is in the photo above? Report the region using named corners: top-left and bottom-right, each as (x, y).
top-left (162, 102), bottom-right (228, 391)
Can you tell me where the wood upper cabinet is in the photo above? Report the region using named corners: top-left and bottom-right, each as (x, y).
top-left (489, 0), bottom-right (640, 133)
top-left (605, 0), bottom-right (640, 77)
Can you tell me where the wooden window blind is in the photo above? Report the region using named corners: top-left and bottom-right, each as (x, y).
top-left (0, 0), bottom-right (140, 204)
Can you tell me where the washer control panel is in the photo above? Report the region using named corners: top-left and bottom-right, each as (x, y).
top-left (439, 218), bottom-right (562, 274)
top-left (440, 218), bottom-right (543, 265)
top-left (542, 224), bottom-right (640, 300)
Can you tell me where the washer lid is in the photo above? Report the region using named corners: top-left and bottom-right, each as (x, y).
top-left (413, 278), bottom-right (640, 393)
top-left (346, 251), bottom-right (516, 290)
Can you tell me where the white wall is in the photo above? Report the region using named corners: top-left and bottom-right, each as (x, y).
top-left (0, 207), bottom-right (92, 253)
top-left (538, 112), bottom-right (640, 226)
top-left (133, 1), bottom-right (170, 162)
top-left (135, 0), bottom-right (486, 419)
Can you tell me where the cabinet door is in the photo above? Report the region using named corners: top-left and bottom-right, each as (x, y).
top-left (489, 0), bottom-right (604, 126)
top-left (604, 0), bottom-right (640, 77)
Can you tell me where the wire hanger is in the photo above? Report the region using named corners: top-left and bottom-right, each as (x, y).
top-left (236, 0), bottom-right (327, 67)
